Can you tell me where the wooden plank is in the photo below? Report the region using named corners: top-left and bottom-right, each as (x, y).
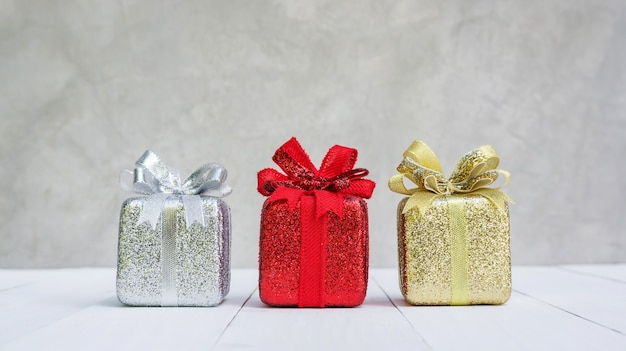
top-left (212, 270), bottom-right (429, 350)
top-left (560, 264), bottom-right (626, 283)
top-left (0, 269), bottom-right (116, 345)
top-left (0, 269), bottom-right (40, 291)
top-left (513, 265), bottom-right (626, 335)
top-left (373, 268), bottom-right (626, 351)
top-left (3, 267), bottom-right (626, 350)
top-left (1, 269), bottom-right (257, 351)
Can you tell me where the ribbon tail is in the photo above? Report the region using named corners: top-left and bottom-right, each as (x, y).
top-left (138, 193), bottom-right (171, 229)
top-left (472, 189), bottom-right (513, 215)
top-left (402, 191), bottom-right (441, 216)
top-left (314, 190), bottom-right (344, 219)
top-left (182, 195), bottom-right (205, 229)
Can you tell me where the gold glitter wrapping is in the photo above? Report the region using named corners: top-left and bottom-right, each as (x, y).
top-left (398, 195), bottom-right (511, 305)
top-left (117, 196), bottom-right (230, 307)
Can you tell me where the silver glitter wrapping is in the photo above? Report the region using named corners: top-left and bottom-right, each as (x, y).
top-left (116, 196), bottom-right (231, 307)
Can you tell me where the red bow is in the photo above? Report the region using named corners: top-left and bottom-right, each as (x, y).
top-left (257, 137), bottom-right (375, 218)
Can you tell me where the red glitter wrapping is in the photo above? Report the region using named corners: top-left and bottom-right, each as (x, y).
top-left (257, 137), bottom-right (375, 308)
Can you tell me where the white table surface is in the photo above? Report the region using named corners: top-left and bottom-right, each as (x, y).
top-left (1, 265), bottom-right (625, 350)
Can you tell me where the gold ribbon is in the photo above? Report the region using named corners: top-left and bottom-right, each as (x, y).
top-left (389, 140), bottom-right (512, 216)
top-left (447, 196), bottom-right (469, 305)
top-left (389, 140), bottom-right (512, 305)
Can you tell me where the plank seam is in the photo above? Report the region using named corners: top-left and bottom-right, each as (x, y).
top-left (0, 283), bottom-right (29, 293)
top-left (512, 288), bottom-right (626, 337)
top-left (210, 288), bottom-right (257, 351)
top-left (372, 277), bottom-right (433, 350)
top-left (557, 266), bottom-right (626, 285)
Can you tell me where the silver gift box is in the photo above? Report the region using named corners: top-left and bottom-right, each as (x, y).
top-left (116, 196), bottom-right (230, 307)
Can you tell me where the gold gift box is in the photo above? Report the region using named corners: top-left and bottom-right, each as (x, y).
top-left (390, 140), bottom-right (512, 305)
top-left (397, 195), bottom-right (511, 305)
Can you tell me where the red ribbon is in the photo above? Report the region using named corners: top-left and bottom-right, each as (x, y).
top-left (258, 137), bottom-right (375, 307)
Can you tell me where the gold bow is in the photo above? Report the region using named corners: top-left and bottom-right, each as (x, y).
top-left (388, 140), bottom-right (513, 216)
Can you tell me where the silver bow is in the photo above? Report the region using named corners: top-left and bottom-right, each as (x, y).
top-left (121, 150), bottom-right (232, 229)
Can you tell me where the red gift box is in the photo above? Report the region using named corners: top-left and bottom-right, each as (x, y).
top-left (257, 138), bottom-right (375, 307)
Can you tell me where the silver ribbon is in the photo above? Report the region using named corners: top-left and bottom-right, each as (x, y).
top-left (120, 150), bottom-right (232, 229)
top-left (161, 203), bottom-right (178, 306)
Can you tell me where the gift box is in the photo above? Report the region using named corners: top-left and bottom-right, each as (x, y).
top-left (117, 151), bottom-right (232, 307)
top-left (389, 140), bottom-right (513, 305)
top-left (257, 137), bottom-right (375, 307)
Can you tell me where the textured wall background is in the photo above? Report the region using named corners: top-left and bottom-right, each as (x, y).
top-left (1, 0), bottom-right (625, 268)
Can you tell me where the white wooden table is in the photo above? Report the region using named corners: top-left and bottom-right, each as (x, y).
top-left (1, 266), bottom-right (625, 350)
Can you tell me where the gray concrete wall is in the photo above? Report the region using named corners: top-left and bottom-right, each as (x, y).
top-left (1, 0), bottom-right (625, 268)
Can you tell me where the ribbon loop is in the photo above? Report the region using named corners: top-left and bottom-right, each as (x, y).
top-left (388, 141), bottom-right (512, 215)
top-left (121, 151), bottom-right (231, 229)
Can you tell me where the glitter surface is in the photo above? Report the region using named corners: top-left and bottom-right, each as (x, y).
top-left (117, 196), bottom-right (230, 307)
top-left (398, 195), bottom-right (511, 305)
top-left (259, 196), bottom-right (369, 307)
